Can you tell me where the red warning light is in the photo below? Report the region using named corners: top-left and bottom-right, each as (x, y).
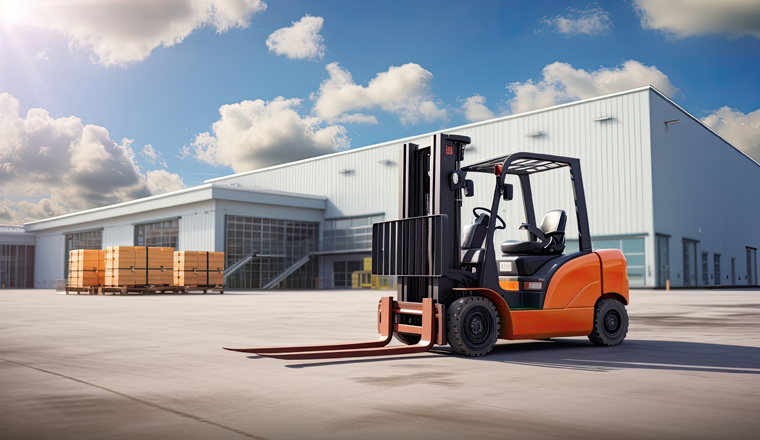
top-left (495, 164), bottom-right (503, 175)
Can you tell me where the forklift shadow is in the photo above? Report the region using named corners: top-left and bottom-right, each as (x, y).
top-left (484, 339), bottom-right (760, 374)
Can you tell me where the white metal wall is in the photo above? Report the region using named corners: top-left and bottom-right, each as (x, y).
top-left (650, 90), bottom-right (760, 287)
top-left (32, 200), bottom-right (219, 286)
top-left (211, 89), bottom-right (654, 259)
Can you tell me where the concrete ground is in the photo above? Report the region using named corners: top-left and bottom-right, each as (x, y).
top-left (1, 289), bottom-right (759, 440)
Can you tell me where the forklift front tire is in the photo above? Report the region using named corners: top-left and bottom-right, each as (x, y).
top-left (447, 296), bottom-right (500, 357)
top-left (588, 298), bottom-right (628, 346)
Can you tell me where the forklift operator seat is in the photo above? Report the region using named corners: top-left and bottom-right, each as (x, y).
top-left (501, 210), bottom-right (567, 255)
top-left (461, 213), bottom-right (489, 265)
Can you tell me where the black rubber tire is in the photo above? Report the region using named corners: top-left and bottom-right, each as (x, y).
top-left (588, 298), bottom-right (629, 346)
top-left (393, 332), bottom-right (422, 345)
top-left (447, 296), bottom-right (500, 357)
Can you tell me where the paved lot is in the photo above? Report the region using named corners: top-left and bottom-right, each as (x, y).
top-left (1, 288), bottom-right (759, 440)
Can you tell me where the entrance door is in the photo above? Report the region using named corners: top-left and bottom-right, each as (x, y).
top-left (657, 235), bottom-right (670, 288)
top-left (731, 258), bottom-right (736, 286)
top-left (747, 247), bottom-right (758, 286)
top-left (682, 239), bottom-right (698, 287)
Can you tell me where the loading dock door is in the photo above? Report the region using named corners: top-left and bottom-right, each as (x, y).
top-left (683, 239), bottom-right (698, 287)
top-left (657, 235), bottom-right (670, 288)
top-left (747, 247), bottom-right (757, 286)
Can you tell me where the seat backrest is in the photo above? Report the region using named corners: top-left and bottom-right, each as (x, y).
top-left (461, 214), bottom-right (489, 249)
top-left (540, 210), bottom-right (567, 234)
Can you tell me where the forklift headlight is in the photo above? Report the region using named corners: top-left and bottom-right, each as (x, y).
top-left (524, 281), bottom-right (543, 290)
top-left (449, 170), bottom-right (466, 190)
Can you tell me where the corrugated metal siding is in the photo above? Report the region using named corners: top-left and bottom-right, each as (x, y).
top-left (650, 90), bottom-right (760, 287)
top-left (179, 201), bottom-right (216, 251)
top-left (34, 233), bottom-right (64, 287)
top-left (103, 225), bottom-right (133, 247)
top-left (215, 90), bottom-right (652, 245)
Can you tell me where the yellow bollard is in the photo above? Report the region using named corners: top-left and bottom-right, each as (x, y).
top-left (666, 279), bottom-right (670, 291)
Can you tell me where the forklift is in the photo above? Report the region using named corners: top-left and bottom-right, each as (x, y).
top-left (225, 133), bottom-right (629, 359)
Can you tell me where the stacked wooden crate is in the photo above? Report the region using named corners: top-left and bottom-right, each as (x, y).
top-left (174, 251), bottom-right (224, 287)
top-left (67, 249), bottom-right (105, 287)
top-left (104, 246), bottom-right (174, 287)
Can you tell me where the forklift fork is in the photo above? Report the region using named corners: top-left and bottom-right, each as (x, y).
top-left (223, 297), bottom-right (445, 360)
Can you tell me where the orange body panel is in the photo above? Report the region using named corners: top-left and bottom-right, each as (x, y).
top-left (596, 249), bottom-right (629, 304)
top-left (510, 308), bottom-right (594, 339)
top-left (543, 253), bottom-right (601, 309)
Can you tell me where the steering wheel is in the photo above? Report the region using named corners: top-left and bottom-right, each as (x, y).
top-left (473, 207), bottom-right (506, 230)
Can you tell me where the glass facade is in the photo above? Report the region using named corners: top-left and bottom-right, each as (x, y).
top-left (0, 245), bottom-right (35, 288)
top-left (322, 215), bottom-right (383, 252)
top-left (135, 220), bottom-right (179, 248)
top-left (225, 215), bottom-right (319, 289)
top-left (566, 237), bottom-right (646, 286)
top-left (65, 230), bottom-right (102, 275)
top-left (333, 260), bottom-right (363, 288)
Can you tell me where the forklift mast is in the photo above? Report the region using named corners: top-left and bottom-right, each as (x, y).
top-left (393, 134), bottom-right (470, 306)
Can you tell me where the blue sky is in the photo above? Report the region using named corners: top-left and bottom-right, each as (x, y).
top-left (1, 0), bottom-right (759, 223)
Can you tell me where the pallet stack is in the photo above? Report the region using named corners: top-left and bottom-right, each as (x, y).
top-left (174, 251), bottom-right (224, 287)
top-left (105, 246), bottom-right (174, 287)
top-left (68, 249), bottom-right (105, 287)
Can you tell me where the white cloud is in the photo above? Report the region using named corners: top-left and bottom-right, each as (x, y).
top-left (9, 0), bottom-right (267, 67)
top-left (266, 15), bottom-right (326, 60)
top-left (507, 60), bottom-right (678, 113)
top-left (140, 144), bottom-right (168, 168)
top-left (146, 169), bottom-right (186, 195)
top-left (541, 4), bottom-right (612, 35)
top-left (703, 107), bottom-right (760, 162)
top-left (461, 95), bottom-right (495, 122)
top-left (0, 93), bottom-right (186, 223)
top-left (192, 96), bottom-right (349, 172)
top-left (634, 0), bottom-right (760, 38)
top-left (311, 62), bottom-right (447, 125)
top-left (35, 48), bottom-right (50, 60)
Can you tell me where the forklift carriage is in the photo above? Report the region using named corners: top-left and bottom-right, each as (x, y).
top-left (225, 133), bottom-right (629, 359)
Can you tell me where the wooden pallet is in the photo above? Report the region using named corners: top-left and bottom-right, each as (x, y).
top-left (65, 284), bottom-right (224, 295)
top-left (182, 285), bottom-right (224, 295)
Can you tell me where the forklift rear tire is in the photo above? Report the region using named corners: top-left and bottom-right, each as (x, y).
top-left (447, 296), bottom-right (500, 357)
top-left (588, 298), bottom-right (628, 346)
top-left (393, 332), bottom-right (422, 345)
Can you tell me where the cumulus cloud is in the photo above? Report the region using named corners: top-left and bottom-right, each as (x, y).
top-left (0, 93), bottom-right (185, 224)
top-left (8, 0), bottom-right (267, 66)
top-left (634, 0), bottom-right (760, 38)
top-left (506, 60), bottom-right (678, 114)
top-left (541, 4), bottom-right (612, 35)
top-left (461, 95), bottom-right (495, 122)
top-left (703, 107), bottom-right (760, 162)
top-left (266, 15), bottom-right (326, 60)
top-left (140, 144), bottom-right (168, 168)
top-left (191, 96), bottom-right (349, 172)
top-left (145, 169), bottom-right (186, 195)
top-left (311, 62), bottom-right (447, 125)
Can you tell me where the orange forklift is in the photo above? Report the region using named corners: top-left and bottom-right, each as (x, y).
top-left (225, 133), bottom-right (629, 359)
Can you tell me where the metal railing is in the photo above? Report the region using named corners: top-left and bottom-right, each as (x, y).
top-left (371, 214), bottom-right (446, 277)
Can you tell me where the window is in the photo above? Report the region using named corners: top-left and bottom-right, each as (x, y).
top-left (0, 245), bottom-right (35, 288)
top-left (225, 215), bottom-right (319, 289)
top-left (333, 260), bottom-right (363, 288)
top-left (65, 230), bottom-right (102, 275)
top-left (714, 254), bottom-right (721, 286)
top-left (322, 214), bottom-right (384, 252)
top-left (701, 252), bottom-right (709, 285)
top-left (135, 220), bottom-right (178, 249)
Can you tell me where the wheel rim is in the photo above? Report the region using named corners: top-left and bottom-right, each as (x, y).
top-left (461, 305), bottom-right (495, 351)
top-left (603, 310), bottom-right (622, 335)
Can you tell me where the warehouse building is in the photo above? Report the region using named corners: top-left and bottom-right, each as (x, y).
top-left (10, 86), bottom-right (760, 289)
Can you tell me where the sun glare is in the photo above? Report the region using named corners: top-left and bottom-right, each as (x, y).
top-left (1, 0), bottom-right (32, 24)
